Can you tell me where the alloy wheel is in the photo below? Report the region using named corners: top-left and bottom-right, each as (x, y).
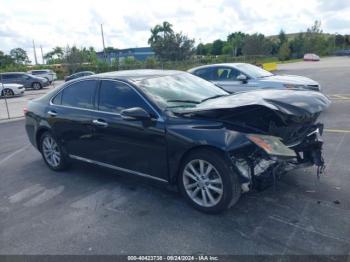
top-left (2, 89), bottom-right (14, 97)
top-left (183, 159), bottom-right (223, 207)
top-left (33, 83), bottom-right (41, 90)
top-left (42, 136), bottom-right (61, 168)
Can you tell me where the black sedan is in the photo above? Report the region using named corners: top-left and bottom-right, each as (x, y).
top-left (25, 70), bottom-right (330, 213)
top-left (64, 71), bottom-right (95, 82)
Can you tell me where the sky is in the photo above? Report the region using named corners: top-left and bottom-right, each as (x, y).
top-left (0, 0), bottom-right (349, 63)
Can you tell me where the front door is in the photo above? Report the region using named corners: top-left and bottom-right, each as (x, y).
top-left (211, 66), bottom-right (258, 93)
top-left (89, 80), bottom-right (168, 181)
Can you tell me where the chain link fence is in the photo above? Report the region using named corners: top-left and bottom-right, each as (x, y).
top-left (0, 83), bottom-right (60, 121)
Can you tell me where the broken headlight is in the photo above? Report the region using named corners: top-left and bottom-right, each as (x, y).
top-left (247, 134), bottom-right (297, 158)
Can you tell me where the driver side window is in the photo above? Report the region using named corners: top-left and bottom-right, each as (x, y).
top-left (213, 67), bottom-right (241, 81)
top-left (98, 80), bottom-right (151, 114)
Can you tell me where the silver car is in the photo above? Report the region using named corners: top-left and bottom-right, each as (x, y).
top-left (0, 72), bottom-right (50, 90)
top-left (188, 63), bottom-right (321, 93)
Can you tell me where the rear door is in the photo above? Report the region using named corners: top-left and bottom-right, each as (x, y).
top-left (0, 74), bottom-right (11, 84)
top-left (48, 79), bottom-right (98, 159)
top-left (89, 80), bottom-right (168, 181)
top-left (18, 74), bottom-right (31, 87)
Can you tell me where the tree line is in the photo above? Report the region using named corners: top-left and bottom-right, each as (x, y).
top-left (1, 20), bottom-right (350, 72)
top-left (196, 20), bottom-right (350, 61)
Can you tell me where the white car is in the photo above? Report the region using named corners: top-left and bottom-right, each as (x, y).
top-left (304, 53), bottom-right (320, 61)
top-left (0, 83), bottom-right (25, 97)
top-left (188, 63), bottom-right (321, 93)
top-left (27, 69), bottom-right (57, 84)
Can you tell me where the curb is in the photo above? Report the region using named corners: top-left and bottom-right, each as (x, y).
top-left (0, 117), bottom-right (24, 124)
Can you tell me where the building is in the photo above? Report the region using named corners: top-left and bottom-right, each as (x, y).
top-left (97, 47), bottom-right (155, 63)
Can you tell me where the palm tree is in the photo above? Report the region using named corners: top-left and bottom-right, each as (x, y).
top-left (148, 25), bottom-right (162, 44)
top-left (162, 21), bottom-right (173, 37)
top-left (228, 32), bottom-right (246, 56)
top-left (52, 46), bottom-right (63, 59)
top-left (148, 21), bottom-right (174, 44)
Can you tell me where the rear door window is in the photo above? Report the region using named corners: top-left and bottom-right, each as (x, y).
top-left (1, 74), bottom-right (12, 80)
top-left (2, 74), bottom-right (19, 80)
top-left (61, 80), bottom-right (97, 109)
top-left (52, 91), bottom-right (62, 105)
top-left (193, 68), bottom-right (215, 81)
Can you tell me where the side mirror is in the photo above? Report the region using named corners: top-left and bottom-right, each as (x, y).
top-left (121, 107), bottom-right (152, 121)
top-left (236, 74), bottom-right (248, 83)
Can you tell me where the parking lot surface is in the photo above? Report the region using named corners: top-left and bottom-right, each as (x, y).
top-left (0, 81), bottom-right (64, 120)
top-left (0, 57), bottom-right (350, 255)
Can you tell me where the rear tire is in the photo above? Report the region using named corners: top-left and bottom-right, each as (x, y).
top-left (178, 149), bottom-right (241, 213)
top-left (32, 82), bottom-right (42, 90)
top-left (1, 88), bottom-right (15, 97)
top-left (39, 131), bottom-right (69, 171)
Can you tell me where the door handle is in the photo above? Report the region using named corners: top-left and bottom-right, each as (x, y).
top-left (92, 119), bottom-right (108, 127)
top-left (47, 110), bottom-right (57, 117)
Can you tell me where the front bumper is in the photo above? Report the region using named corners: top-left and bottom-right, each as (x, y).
top-left (14, 88), bottom-right (25, 96)
top-left (231, 124), bottom-right (325, 191)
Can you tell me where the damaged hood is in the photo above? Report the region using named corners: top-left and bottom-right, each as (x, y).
top-left (181, 89), bottom-right (330, 117)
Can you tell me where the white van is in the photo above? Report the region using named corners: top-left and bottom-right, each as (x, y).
top-left (27, 69), bottom-right (57, 84)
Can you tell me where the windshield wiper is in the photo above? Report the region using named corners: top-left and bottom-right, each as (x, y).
top-left (166, 99), bottom-right (200, 104)
top-left (166, 105), bottom-right (197, 109)
top-left (201, 94), bottom-right (228, 102)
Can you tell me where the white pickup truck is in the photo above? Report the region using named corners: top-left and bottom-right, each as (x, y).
top-left (27, 69), bottom-right (57, 84)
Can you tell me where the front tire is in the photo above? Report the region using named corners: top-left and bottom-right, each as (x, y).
top-left (39, 132), bottom-right (69, 171)
top-left (178, 149), bottom-right (241, 213)
top-left (1, 88), bottom-right (15, 97)
top-left (32, 82), bottom-right (42, 90)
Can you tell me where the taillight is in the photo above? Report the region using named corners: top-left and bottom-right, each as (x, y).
top-left (23, 107), bottom-right (28, 115)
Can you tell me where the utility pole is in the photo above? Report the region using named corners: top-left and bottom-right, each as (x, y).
top-left (100, 24), bottom-right (108, 63)
top-left (40, 45), bottom-right (44, 65)
top-left (0, 74), bottom-right (10, 119)
top-left (32, 40), bottom-right (38, 65)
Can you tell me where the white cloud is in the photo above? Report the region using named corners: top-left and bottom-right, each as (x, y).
top-left (0, 0), bottom-right (349, 63)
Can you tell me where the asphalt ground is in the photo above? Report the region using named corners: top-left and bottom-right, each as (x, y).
top-left (0, 57), bottom-right (349, 255)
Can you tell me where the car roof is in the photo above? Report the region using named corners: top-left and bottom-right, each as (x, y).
top-left (86, 69), bottom-right (183, 82)
top-left (188, 63), bottom-right (248, 72)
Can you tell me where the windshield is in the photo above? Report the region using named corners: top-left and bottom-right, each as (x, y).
top-left (137, 73), bottom-right (228, 110)
top-left (236, 64), bottom-right (273, 78)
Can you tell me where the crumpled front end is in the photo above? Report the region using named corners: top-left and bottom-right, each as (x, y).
top-left (179, 89), bottom-right (331, 191)
top-left (229, 123), bottom-right (325, 192)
